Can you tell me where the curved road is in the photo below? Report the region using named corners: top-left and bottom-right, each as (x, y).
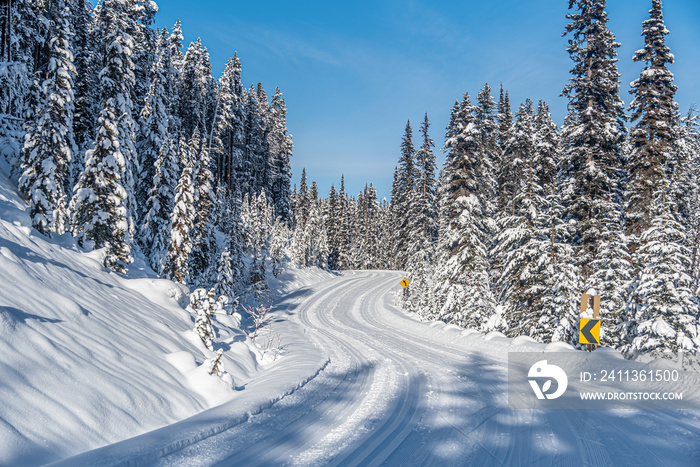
top-left (148, 271), bottom-right (699, 465)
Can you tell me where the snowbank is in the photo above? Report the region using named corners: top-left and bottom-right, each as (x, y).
top-left (0, 168), bottom-right (265, 466)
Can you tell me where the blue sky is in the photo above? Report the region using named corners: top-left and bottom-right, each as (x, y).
top-left (155, 0), bottom-right (700, 201)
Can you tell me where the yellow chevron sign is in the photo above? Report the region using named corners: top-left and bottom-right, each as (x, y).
top-left (400, 278), bottom-right (410, 289)
top-left (579, 318), bottom-right (601, 345)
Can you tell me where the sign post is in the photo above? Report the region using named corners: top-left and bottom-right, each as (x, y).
top-left (579, 294), bottom-right (601, 351)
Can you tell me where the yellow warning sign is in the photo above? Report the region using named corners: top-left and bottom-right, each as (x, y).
top-left (400, 278), bottom-right (410, 289)
top-left (579, 318), bottom-right (601, 345)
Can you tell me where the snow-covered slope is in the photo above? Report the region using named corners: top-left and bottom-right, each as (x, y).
top-left (0, 165), bottom-right (263, 466)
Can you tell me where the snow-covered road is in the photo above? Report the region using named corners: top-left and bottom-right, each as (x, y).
top-left (56, 270), bottom-right (700, 466)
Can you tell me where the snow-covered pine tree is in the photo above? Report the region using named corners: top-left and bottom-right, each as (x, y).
top-left (679, 108), bottom-right (700, 280)
top-left (188, 127), bottom-right (217, 287)
top-left (304, 187), bottom-right (329, 268)
top-left (433, 93), bottom-right (497, 329)
top-left (178, 38), bottom-right (216, 143)
top-left (267, 87), bottom-right (293, 222)
top-left (140, 136), bottom-right (179, 274)
top-left (376, 197), bottom-right (394, 270)
top-left (69, 103), bottom-right (132, 273)
top-left (588, 208), bottom-right (633, 348)
top-left (295, 167), bottom-right (310, 230)
top-left (534, 101), bottom-right (558, 195)
top-left (1, 0), bottom-right (46, 174)
top-left (414, 114), bottom-right (438, 249)
top-left (164, 137), bottom-right (195, 284)
top-left (166, 19), bottom-right (184, 133)
top-left (352, 184), bottom-right (381, 269)
top-left (496, 84), bottom-right (513, 154)
top-left (70, 0), bottom-right (99, 181)
top-left (626, 184), bottom-right (700, 359)
top-left (191, 288), bottom-right (215, 351)
top-left (475, 83), bottom-right (498, 224)
top-left (213, 54), bottom-right (245, 193)
top-left (136, 27), bottom-right (173, 222)
top-left (493, 100), bottom-right (546, 333)
top-left (667, 105), bottom-right (697, 237)
top-left (391, 121), bottom-right (419, 270)
top-left (169, 19), bottom-right (185, 74)
top-left (240, 84), bottom-right (268, 199)
top-left (336, 175), bottom-right (351, 269)
top-left (214, 247), bottom-right (236, 308)
top-left (495, 86), bottom-right (515, 216)
top-left (19, 1), bottom-right (76, 236)
top-left (539, 149), bottom-right (582, 345)
top-left (626, 0), bottom-right (677, 248)
top-left (92, 0), bottom-right (140, 241)
top-left (325, 183), bottom-right (340, 269)
top-left (404, 114), bottom-right (438, 313)
top-left (269, 216), bottom-right (287, 277)
top-left (125, 0), bottom-right (158, 119)
top-left (561, 0), bottom-right (627, 280)
top-left (241, 191), bottom-right (272, 289)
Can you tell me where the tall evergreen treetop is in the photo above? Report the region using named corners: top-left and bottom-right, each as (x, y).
top-left (627, 0), bottom-right (677, 240)
top-left (561, 0), bottom-right (627, 277)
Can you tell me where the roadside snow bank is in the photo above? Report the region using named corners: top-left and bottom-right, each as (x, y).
top-left (0, 170), bottom-right (260, 466)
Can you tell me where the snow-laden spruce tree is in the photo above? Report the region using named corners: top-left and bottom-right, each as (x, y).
top-left (269, 217), bottom-right (288, 277)
top-left (407, 114), bottom-right (438, 270)
top-left (69, 106), bottom-right (131, 273)
top-left (165, 20), bottom-right (184, 133)
top-left (214, 246), bottom-right (241, 312)
top-left (627, 0), bottom-right (677, 244)
top-left (625, 184), bottom-right (700, 359)
top-left (188, 128), bottom-right (218, 287)
top-left (242, 190), bottom-right (273, 289)
top-left (539, 171), bottom-right (582, 345)
top-left (293, 168), bottom-right (310, 231)
top-left (191, 288), bottom-right (216, 351)
top-left (70, 0), bottom-right (100, 177)
top-left (391, 120), bottom-right (419, 270)
top-left (679, 109), bottom-right (700, 280)
top-left (302, 189), bottom-right (329, 268)
top-left (240, 85), bottom-right (268, 199)
top-left (433, 93), bottom-right (497, 329)
top-left (164, 138), bottom-right (195, 284)
top-left (19, 2), bottom-right (76, 236)
top-left (136, 27), bottom-right (175, 222)
top-left (560, 0), bottom-right (627, 281)
top-left (91, 0), bottom-right (140, 240)
top-left (140, 136), bottom-right (179, 274)
top-left (493, 99), bottom-right (551, 336)
top-left (474, 83), bottom-right (499, 225)
top-left (669, 107), bottom-right (699, 238)
top-left (267, 87), bottom-right (293, 223)
top-left (215, 195), bottom-right (246, 295)
top-left (325, 177), bottom-right (350, 270)
top-left (213, 54), bottom-right (245, 193)
top-left (169, 19), bottom-right (185, 74)
top-left (178, 38), bottom-right (216, 142)
top-left (496, 84), bottom-right (513, 156)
